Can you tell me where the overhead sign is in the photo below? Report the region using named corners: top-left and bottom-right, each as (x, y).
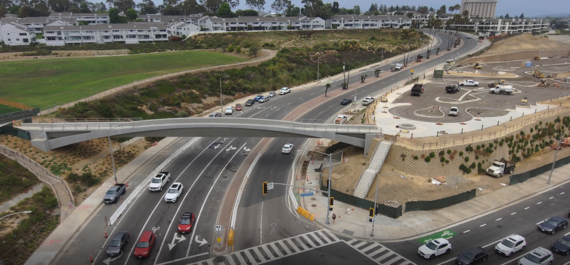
top-left (301, 193), bottom-right (314, 197)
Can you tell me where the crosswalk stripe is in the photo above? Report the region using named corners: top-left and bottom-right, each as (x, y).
top-left (307, 233), bottom-right (325, 245)
top-left (234, 253), bottom-right (246, 265)
top-left (361, 243), bottom-right (380, 253)
top-left (205, 259), bottom-right (215, 265)
top-left (375, 252), bottom-right (395, 262)
top-left (225, 255), bottom-right (236, 265)
top-left (313, 231), bottom-right (331, 244)
top-left (252, 248), bottom-right (267, 262)
top-left (367, 248), bottom-right (386, 258)
top-left (243, 249), bottom-right (257, 264)
top-left (347, 239), bottom-right (358, 245)
top-left (285, 238), bottom-right (301, 253)
top-left (383, 256), bottom-right (403, 265)
top-left (270, 242), bottom-right (285, 256)
top-left (353, 241), bottom-right (368, 249)
top-left (261, 244), bottom-right (275, 259)
top-left (301, 234), bottom-right (316, 247)
top-left (290, 237), bottom-right (305, 251)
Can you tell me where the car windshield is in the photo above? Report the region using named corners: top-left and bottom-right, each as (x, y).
top-left (168, 188), bottom-right (178, 193)
top-left (136, 241), bottom-right (149, 248)
top-left (425, 241), bottom-right (438, 250)
top-left (462, 250), bottom-right (475, 260)
top-left (180, 218), bottom-right (191, 225)
top-left (500, 239), bottom-right (515, 248)
top-left (106, 190), bottom-right (116, 195)
top-left (523, 253), bottom-right (541, 263)
top-left (559, 239), bottom-right (570, 247)
top-left (451, 108), bottom-right (458, 111)
top-left (110, 240), bottom-right (121, 247)
top-left (151, 178), bottom-right (162, 183)
top-left (546, 219), bottom-right (559, 226)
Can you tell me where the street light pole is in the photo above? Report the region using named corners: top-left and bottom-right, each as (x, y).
top-left (313, 150), bottom-right (333, 225)
top-left (343, 62), bottom-right (346, 86)
top-left (219, 74), bottom-right (228, 113)
top-left (547, 137), bottom-right (561, 184)
top-left (107, 133), bottom-right (118, 184)
top-left (371, 172), bottom-right (404, 237)
top-left (317, 56), bottom-right (320, 82)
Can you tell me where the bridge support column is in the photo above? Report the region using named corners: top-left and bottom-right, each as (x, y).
top-left (30, 131), bottom-right (50, 153)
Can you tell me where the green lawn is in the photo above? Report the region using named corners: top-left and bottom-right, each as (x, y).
top-left (0, 104), bottom-right (22, 115)
top-left (0, 51), bottom-right (246, 110)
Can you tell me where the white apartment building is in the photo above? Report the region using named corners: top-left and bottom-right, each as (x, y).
top-left (0, 17), bottom-right (76, 34)
top-left (49, 12), bottom-right (109, 24)
top-left (460, 0), bottom-right (497, 18)
top-left (43, 23), bottom-right (168, 46)
top-left (204, 16), bottom-right (320, 31)
top-left (0, 22), bottom-right (35, 45)
top-left (167, 22), bottom-right (200, 37)
top-left (327, 15), bottom-right (412, 29)
top-left (449, 18), bottom-right (550, 34)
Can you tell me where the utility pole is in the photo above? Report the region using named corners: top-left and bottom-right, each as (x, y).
top-left (219, 74), bottom-right (228, 113)
top-left (548, 137), bottom-right (561, 184)
top-left (371, 172), bottom-right (404, 237)
top-left (343, 62), bottom-right (346, 86)
top-left (107, 133), bottom-right (118, 184)
top-left (317, 56), bottom-right (320, 82)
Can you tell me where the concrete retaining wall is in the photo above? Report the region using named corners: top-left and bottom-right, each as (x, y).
top-left (461, 49), bottom-right (570, 65)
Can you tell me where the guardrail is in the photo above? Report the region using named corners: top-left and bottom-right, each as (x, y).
top-left (0, 108), bottom-right (40, 124)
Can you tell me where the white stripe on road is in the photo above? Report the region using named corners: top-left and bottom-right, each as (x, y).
top-left (480, 224), bottom-right (486, 227)
top-left (524, 207), bottom-right (529, 210)
top-left (537, 202), bottom-right (542, 204)
top-left (463, 230), bottom-right (470, 234)
top-left (496, 218), bottom-right (502, 221)
top-left (537, 221), bottom-right (544, 225)
top-left (511, 212), bottom-right (516, 215)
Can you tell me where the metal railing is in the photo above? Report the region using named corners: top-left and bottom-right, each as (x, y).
top-left (0, 108), bottom-right (40, 124)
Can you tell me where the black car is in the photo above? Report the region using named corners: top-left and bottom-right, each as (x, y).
top-left (552, 235), bottom-right (570, 255)
top-left (208, 112), bottom-right (222, 117)
top-left (340, 99), bottom-right (352, 105)
top-left (245, 99), bottom-right (254, 106)
top-left (456, 247), bottom-right (488, 265)
top-left (538, 217), bottom-right (568, 235)
top-left (107, 231), bottom-right (129, 257)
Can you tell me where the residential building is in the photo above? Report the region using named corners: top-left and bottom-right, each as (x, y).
top-left (0, 22), bottom-right (35, 45)
top-left (167, 22), bottom-right (200, 37)
top-left (43, 23), bottom-right (167, 46)
top-left (460, 0), bottom-right (498, 18)
top-left (49, 12), bottom-right (109, 24)
top-left (204, 16), bottom-right (312, 31)
top-left (0, 17), bottom-right (76, 34)
top-left (449, 18), bottom-right (550, 34)
top-left (327, 15), bottom-right (412, 29)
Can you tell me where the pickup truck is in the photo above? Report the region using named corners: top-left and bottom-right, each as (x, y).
top-left (362, 96), bottom-right (375, 106)
top-left (445, 84), bottom-right (460, 93)
top-left (459, 80), bottom-right (479, 87)
top-left (104, 183), bottom-right (126, 203)
top-left (486, 158), bottom-right (516, 178)
top-left (335, 115), bottom-right (347, 124)
top-left (149, 172), bottom-right (170, 192)
top-left (411, 83), bottom-right (425, 96)
top-left (393, 63), bottom-right (403, 71)
top-left (489, 85), bottom-right (514, 95)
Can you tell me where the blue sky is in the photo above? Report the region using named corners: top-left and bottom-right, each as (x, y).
top-left (226, 0), bottom-right (566, 18)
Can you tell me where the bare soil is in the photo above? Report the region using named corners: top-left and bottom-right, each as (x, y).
top-left (488, 34), bottom-right (570, 55)
top-left (321, 146), bottom-right (369, 195)
top-left (0, 50), bottom-right (130, 62)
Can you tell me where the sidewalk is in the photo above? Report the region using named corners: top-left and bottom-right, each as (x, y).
top-left (0, 183), bottom-right (44, 213)
top-left (298, 137), bottom-right (570, 241)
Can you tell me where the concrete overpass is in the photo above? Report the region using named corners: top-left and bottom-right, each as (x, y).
top-left (19, 118), bottom-right (382, 155)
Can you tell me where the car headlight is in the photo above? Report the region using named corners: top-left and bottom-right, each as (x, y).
top-left (186, 226), bottom-right (191, 230)
top-left (143, 251), bottom-right (148, 255)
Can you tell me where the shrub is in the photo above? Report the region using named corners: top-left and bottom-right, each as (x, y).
top-left (476, 145), bottom-right (481, 150)
top-left (413, 155), bottom-right (418, 160)
top-left (447, 149), bottom-right (452, 154)
top-left (425, 156), bottom-right (431, 162)
top-left (465, 157), bottom-right (470, 162)
top-left (470, 162), bottom-right (476, 169)
top-left (488, 143), bottom-right (493, 148)
top-left (445, 159), bottom-right (449, 164)
top-left (459, 151), bottom-right (464, 156)
top-left (228, 45), bottom-right (235, 52)
top-left (475, 155), bottom-right (479, 160)
top-left (439, 150), bottom-right (445, 156)
top-left (429, 152), bottom-right (435, 158)
top-left (440, 156), bottom-right (445, 163)
top-left (176, 111), bottom-right (190, 117)
top-left (236, 46), bottom-right (241, 53)
top-left (465, 145), bottom-right (473, 152)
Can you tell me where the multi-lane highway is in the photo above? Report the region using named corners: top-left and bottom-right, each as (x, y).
top-left (53, 30), bottom-right (483, 265)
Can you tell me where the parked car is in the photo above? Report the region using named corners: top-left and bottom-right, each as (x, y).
top-left (335, 115), bottom-right (347, 124)
top-left (518, 247), bottom-right (553, 265)
top-left (340, 99), bottom-right (352, 105)
top-left (538, 217), bottom-right (568, 235)
top-left (446, 57), bottom-right (456, 63)
top-left (245, 100), bottom-right (254, 106)
top-left (258, 96), bottom-right (269, 103)
top-left (446, 84), bottom-right (460, 93)
top-left (235, 104), bottom-right (242, 111)
top-left (209, 112), bottom-right (222, 117)
top-left (107, 231), bottom-right (130, 257)
top-left (282, 144), bottom-right (294, 154)
top-left (133, 231), bottom-right (156, 258)
top-left (178, 212), bottom-right (196, 234)
top-left (411, 83), bottom-right (425, 96)
top-left (460, 80), bottom-right (479, 86)
top-left (164, 182), bottom-right (184, 203)
top-left (418, 238), bottom-right (452, 259)
top-left (279, 87), bottom-right (291, 95)
top-left (268, 91), bottom-right (276, 97)
top-left (225, 106), bottom-right (233, 115)
top-left (495, 234), bottom-right (526, 256)
top-left (254, 95), bottom-right (264, 101)
top-left (455, 247), bottom-right (488, 264)
top-left (449, 107), bottom-right (459, 116)
top-left (148, 172), bottom-right (170, 192)
top-left (104, 183), bottom-right (126, 204)
top-left (552, 235), bottom-right (570, 255)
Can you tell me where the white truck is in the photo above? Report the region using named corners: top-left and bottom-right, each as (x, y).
top-left (362, 96), bottom-right (375, 106)
top-left (335, 115), bottom-right (347, 124)
top-left (486, 159), bottom-right (516, 178)
top-left (393, 63), bottom-right (403, 71)
top-left (448, 107), bottom-right (459, 116)
top-left (489, 85), bottom-right (514, 95)
top-left (149, 172), bottom-right (170, 192)
top-left (459, 80), bottom-right (479, 87)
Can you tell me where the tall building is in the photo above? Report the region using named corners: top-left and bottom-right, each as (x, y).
top-left (460, 0), bottom-right (498, 18)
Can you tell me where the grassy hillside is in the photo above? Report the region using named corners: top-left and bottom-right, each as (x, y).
top-left (0, 104), bottom-right (22, 115)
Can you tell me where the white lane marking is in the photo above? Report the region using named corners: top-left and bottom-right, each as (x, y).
top-left (482, 239), bottom-right (502, 248)
top-left (549, 197), bottom-right (554, 199)
top-left (249, 107), bottom-right (271, 118)
top-left (511, 212), bottom-right (516, 215)
top-left (436, 257), bottom-right (456, 265)
top-left (149, 139), bottom-right (236, 265)
top-left (260, 201), bottom-right (264, 245)
top-left (480, 224), bottom-right (486, 227)
top-left (123, 138), bottom-right (221, 265)
top-left (463, 230), bottom-right (470, 234)
top-left (154, 253), bottom-right (209, 265)
top-left (537, 202), bottom-right (542, 204)
top-left (524, 207), bottom-right (529, 210)
top-left (287, 102), bottom-right (291, 106)
top-left (310, 93), bottom-right (314, 96)
top-left (496, 218), bottom-right (502, 221)
top-left (561, 192), bottom-right (565, 195)
top-left (537, 220), bottom-right (544, 225)
top-left (565, 231), bottom-right (570, 236)
top-left (184, 142), bottom-right (247, 257)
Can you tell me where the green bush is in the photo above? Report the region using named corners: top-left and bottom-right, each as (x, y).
top-left (439, 150), bottom-right (445, 156)
top-left (445, 159), bottom-right (449, 164)
top-left (459, 151), bottom-right (464, 156)
top-left (440, 156), bottom-right (445, 163)
top-left (476, 145), bottom-right (481, 150)
top-left (465, 157), bottom-right (470, 162)
top-left (176, 111), bottom-right (190, 117)
top-left (413, 155), bottom-right (418, 160)
top-left (429, 152), bottom-right (435, 158)
top-left (465, 145), bottom-right (473, 152)
top-left (447, 149), bottom-right (452, 154)
top-left (470, 162), bottom-right (476, 169)
top-left (475, 155), bottom-right (479, 160)
top-left (425, 156), bottom-right (431, 162)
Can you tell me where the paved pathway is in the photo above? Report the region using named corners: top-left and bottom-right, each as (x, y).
top-left (0, 183), bottom-right (44, 213)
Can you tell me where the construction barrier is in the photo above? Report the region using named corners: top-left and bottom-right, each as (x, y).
top-left (509, 155), bottom-right (570, 185)
top-left (228, 229), bottom-right (234, 246)
top-left (405, 189), bottom-right (477, 212)
top-left (296, 206), bottom-right (314, 221)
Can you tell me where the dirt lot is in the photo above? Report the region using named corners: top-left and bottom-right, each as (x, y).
top-left (487, 33), bottom-right (570, 55)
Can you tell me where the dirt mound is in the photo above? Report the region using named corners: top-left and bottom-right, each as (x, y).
top-left (488, 34), bottom-right (570, 55)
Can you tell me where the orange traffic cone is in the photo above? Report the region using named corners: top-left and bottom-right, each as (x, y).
top-left (90, 254), bottom-right (94, 263)
top-left (104, 230), bottom-right (108, 238)
top-left (125, 182), bottom-right (128, 187)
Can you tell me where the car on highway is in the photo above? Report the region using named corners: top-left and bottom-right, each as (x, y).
top-left (455, 247), bottom-right (488, 264)
top-left (235, 104), bottom-right (243, 111)
top-left (133, 231), bottom-right (156, 258)
top-left (495, 234), bottom-right (526, 256)
top-left (254, 95), bottom-right (264, 101)
top-left (466, 36), bottom-right (471, 39)
top-left (268, 91), bottom-right (276, 97)
top-left (106, 231), bottom-right (129, 257)
top-left (279, 87), bottom-right (291, 95)
top-left (148, 172), bottom-right (170, 192)
top-left (340, 99), bottom-right (352, 105)
top-left (551, 235), bottom-right (570, 255)
top-left (178, 212), bottom-right (196, 234)
top-left (282, 144), bottom-right (294, 154)
top-left (245, 100), bottom-right (254, 106)
top-left (225, 106), bottom-right (233, 115)
top-left (164, 182), bottom-right (184, 203)
top-left (104, 183), bottom-right (126, 204)
top-left (258, 96), bottom-right (270, 103)
top-left (418, 238), bottom-right (452, 259)
top-left (446, 57), bottom-right (455, 63)
top-left (449, 107), bottom-right (459, 116)
top-left (208, 112), bottom-right (222, 117)
top-left (538, 217), bottom-right (568, 235)
top-left (460, 80), bottom-right (479, 87)
top-left (518, 247), bottom-right (553, 265)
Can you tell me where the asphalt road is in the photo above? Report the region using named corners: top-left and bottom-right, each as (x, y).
top-left (54, 30), bottom-right (480, 265)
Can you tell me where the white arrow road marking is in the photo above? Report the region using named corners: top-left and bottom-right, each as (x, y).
top-left (243, 147), bottom-right (251, 152)
top-left (226, 145), bottom-right (237, 152)
top-left (168, 233), bottom-right (186, 251)
top-left (102, 252), bottom-right (123, 265)
top-left (195, 235), bottom-right (208, 247)
top-left (152, 226), bottom-right (160, 233)
top-left (213, 144), bottom-right (220, 149)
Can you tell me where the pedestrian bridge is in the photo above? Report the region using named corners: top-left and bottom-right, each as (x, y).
top-left (19, 118), bottom-right (382, 155)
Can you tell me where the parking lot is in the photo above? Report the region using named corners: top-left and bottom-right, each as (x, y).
top-left (389, 58), bottom-right (570, 122)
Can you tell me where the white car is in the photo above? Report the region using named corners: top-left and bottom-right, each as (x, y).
top-left (164, 182), bottom-right (183, 203)
top-left (459, 80), bottom-right (479, 86)
top-left (149, 172), bottom-right (170, 192)
top-left (279, 87), bottom-right (291, 95)
top-left (446, 57), bottom-right (455, 63)
top-left (282, 144), bottom-right (294, 154)
top-left (362, 96), bottom-right (375, 106)
top-left (418, 238), bottom-right (452, 259)
top-left (449, 107), bottom-right (459, 116)
top-left (518, 247), bottom-right (553, 265)
top-left (225, 106), bottom-right (233, 115)
top-left (495, 234), bottom-right (526, 257)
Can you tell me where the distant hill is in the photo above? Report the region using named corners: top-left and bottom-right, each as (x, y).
top-left (532, 13), bottom-right (570, 18)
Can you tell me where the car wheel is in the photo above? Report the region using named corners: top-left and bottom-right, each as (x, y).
top-left (565, 250), bottom-right (569, 255)
top-left (507, 252), bottom-right (512, 257)
top-left (159, 187), bottom-right (162, 192)
top-left (547, 262), bottom-right (552, 265)
top-left (550, 230), bottom-right (555, 235)
top-left (482, 257), bottom-right (487, 262)
top-left (445, 249), bottom-right (450, 254)
top-left (565, 225), bottom-right (568, 229)
top-left (428, 254), bottom-right (434, 260)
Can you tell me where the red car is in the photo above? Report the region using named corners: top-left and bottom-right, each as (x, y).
top-left (133, 231), bottom-right (156, 258)
top-left (235, 104), bottom-right (242, 111)
top-left (178, 212), bottom-right (196, 234)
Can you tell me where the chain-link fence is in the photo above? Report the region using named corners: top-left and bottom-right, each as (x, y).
top-left (0, 108), bottom-right (39, 124)
top-left (509, 155), bottom-right (570, 185)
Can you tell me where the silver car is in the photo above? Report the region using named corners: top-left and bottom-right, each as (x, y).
top-left (268, 91), bottom-right (276, 97)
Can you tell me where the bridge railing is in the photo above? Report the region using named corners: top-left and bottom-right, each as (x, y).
top-left (62, 117), bottom-right (142, 123)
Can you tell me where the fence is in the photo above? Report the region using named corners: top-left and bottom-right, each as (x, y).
top-left (0, 124), bottom-right (31, 140)
top-left (405, 189), bottom-right (477, 212)
top-left (0, 98), bottom-right (32, 110)
top-left (509, 155), bottom-right (570, 185)
top-left (0, 144), bottom-right (75, 208)
top-left (0, 108), bottom-right (40, 124)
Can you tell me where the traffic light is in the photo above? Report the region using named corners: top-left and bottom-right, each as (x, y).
top-left (262, 182), bottom-right (268, 195)
top-left (369, 207), bottom-right (375, 218)
top-left (329, 197), bottom-right (334, 207)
